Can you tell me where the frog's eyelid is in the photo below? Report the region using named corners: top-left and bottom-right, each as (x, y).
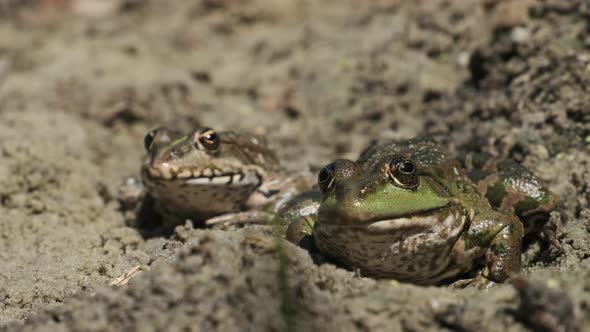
top-left (200, 129), bottom-right (217, 141)
top-left (192, 130), bottom-right (221, 152)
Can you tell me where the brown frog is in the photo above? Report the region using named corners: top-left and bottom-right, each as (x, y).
top-left (121, 127), bottom-right (313, 227)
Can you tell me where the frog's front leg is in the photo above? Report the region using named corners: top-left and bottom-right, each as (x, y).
top-left (482, 213), bottom-right (523, 283)
top-left (285, 215), bottom-right (315, 244)
top-left (246, 172), bottom-right (316, 212)
top-left (204, 210), bottom-right (274, 227)
top-left (203, 176), bottom-right (307, 228)
top-left (454, 209), bottom-right (523, 287)
top-left (284, 214), bottom-right (331, 264)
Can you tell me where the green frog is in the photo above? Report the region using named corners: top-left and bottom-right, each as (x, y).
top-left (287, 137), bottom-right (558, 288)
top-left (121, 126), bottom-right (314, 227)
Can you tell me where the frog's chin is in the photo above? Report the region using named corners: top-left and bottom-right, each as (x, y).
top-left (312, 205), bottom-right (467, 282)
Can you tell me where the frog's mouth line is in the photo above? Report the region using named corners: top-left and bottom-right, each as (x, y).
top-left (143, 166), bottom-right (262, 187)
top-left (320, 204), bottom-right (457, 230)
top-left (183, 172), bottom-right (262, 186)
top-left (364, 207), bottom-right (461, 233)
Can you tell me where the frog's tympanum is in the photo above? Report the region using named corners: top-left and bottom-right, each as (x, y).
top-left (288, 137), bottom-right (558, 288)
top-left (138, 127), bottom-right (312, 225)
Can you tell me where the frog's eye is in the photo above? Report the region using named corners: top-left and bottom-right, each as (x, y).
top-left (398, 161), bottom-right (415, 174)
top-left (144, 130), bottom-right (157, 151)
top-left (195, 128), bottom-right (220, 152)
top-left (388, 159), bottom-right (419, 189)
top-left (318, 162), bottom-right (336, 192)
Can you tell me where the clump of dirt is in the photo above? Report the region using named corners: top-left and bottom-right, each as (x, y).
top-left (1, 0), bottom-right (590, 331)
top-left (512, 275), bottom-right (576, 332)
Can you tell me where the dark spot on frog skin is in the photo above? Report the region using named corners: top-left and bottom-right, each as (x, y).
top-left (484, 179), bottom-right (508, 208)
top-left (490, 243), bottom-right (507, 255)
top-left (463, 229), bottom-right (495, 250)
top-left (512, 276), bottom-right (576, 332)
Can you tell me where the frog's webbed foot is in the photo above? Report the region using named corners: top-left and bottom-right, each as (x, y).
top-left (455, 210), bottom-right (523, 287)
top-left (205, 210), bottom-right (274, 228)
top-left (449, 274), bottom-right (496, 290)
top-left (481, 215), bottom-right (523, 284)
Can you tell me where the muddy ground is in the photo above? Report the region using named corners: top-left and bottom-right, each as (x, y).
top-left (0, 0), bottom-right (589, 331)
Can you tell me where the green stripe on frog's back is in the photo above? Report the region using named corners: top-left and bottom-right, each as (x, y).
top-left (169, 135), bottom-right (189, 147)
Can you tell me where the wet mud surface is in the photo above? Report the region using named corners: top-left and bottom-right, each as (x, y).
top-left (0, 1), bottom-right (589, 331)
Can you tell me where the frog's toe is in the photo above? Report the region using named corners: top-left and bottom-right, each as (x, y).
top-left (205, 210), bottom-right (274, 228)
top-left (469, 277), bottom-right (496, 290)
top-left (449, 276), bottom-right (495, 290)
top-left (448, 278), bottom-right (472, 289)
top-left (542, 219), bottom-right (563, 251)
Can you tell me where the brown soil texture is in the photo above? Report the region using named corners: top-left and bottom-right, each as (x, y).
top-left (1, 0), bottom-right (589, 331)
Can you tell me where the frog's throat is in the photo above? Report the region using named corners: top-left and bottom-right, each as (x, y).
top-left (312, 205), bottom-right (467, 281)
top-left (317, 205), bottom-right (463, 234)
top-left (142, 164), bottom-right (263, 188)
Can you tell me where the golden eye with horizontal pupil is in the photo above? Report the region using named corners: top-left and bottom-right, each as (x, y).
top-left (318, 162), bottom-right (336, 192)
top-left (388, 158), bottom-right (419, 189)
top-left (196, 128), bottom-right (220, 151)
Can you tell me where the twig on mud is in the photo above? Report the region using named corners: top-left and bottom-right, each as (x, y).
top-left (109, 265), bottom-right (143, 287)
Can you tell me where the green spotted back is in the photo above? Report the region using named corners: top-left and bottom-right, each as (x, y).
top-left (459, 152), bottom-right (559, 234)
